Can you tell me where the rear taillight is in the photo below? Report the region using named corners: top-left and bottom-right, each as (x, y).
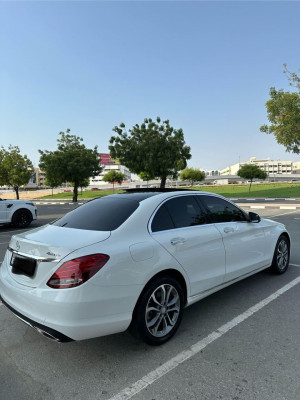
top-left (47, 254), bottom-right (109, 289)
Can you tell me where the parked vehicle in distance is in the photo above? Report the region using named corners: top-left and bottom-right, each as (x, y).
top-left (0, 198), bottom-right (37, 228)
top-left (0, 190), bottom-right (290, 345)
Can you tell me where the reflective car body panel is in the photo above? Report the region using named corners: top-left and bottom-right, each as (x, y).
top-left (214, 220), bottom-right (267, 281)
top-left (151, 224), bottom-right (226, 296)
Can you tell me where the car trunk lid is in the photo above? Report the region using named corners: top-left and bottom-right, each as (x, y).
top-left (7, 225), bottom-right (111, 288)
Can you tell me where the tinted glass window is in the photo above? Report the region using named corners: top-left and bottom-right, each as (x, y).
top-left (200, 196), bottom-right (246, 223)
top-left (151, 204), bottom-right (175, 232)
top-left (52, 197), bottom-right (139, 231)
top-left (164, 196), bottom-right (206, 229)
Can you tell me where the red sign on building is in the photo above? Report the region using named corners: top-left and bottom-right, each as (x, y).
top-left (99, 153), bottom-right (111, 165)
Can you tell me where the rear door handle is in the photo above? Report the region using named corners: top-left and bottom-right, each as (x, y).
top-left (170, 237), bottom-right (186, 245)
top-left (223, 227), bottom-right (234, 233)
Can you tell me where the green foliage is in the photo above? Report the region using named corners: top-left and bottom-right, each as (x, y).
top-left (39, 130), bottom-right (102, 202)
top-left (283, 64), bottom-right (300, 90)
top-left (103, 170), bottom-right (125, 184)
top-left (0, 145), bottom-right (33, 199)
top-left (102, 170), bottom-right (125, 191)
top-left (45, 174), bottom-right (62, 189)
top-left (70, 178), bottom-right (90, 188)
top-left (180, 168), bottom-right (205, 186)
top-left (237, 164), bottom-right (267, 192)
top-left (260, 65), bottom-right (300, 153)
top-left (109, 117), bottom-right (191, 188)
top-left (139, 171), bottom-right (155, 181)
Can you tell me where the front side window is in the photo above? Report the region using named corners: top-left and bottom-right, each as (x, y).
top-left (200, 196), bottom-right (246, 223)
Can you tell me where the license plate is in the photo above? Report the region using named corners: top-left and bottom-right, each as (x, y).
top-left (10, 254), bottom-right (37, 277)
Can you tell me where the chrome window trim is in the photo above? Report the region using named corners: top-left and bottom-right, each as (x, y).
top-left (150, 222), bottom-right (215, 235)
top-left (148, 192), bottom-right (250, 234)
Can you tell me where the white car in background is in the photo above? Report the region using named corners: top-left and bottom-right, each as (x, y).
top-left (0, 198), bottom-right (37, 228)
top-left (0, 190), bottom-right (290, 345)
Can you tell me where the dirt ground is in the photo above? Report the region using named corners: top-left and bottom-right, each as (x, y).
top-left (0, 189), bottom-right (62, 200)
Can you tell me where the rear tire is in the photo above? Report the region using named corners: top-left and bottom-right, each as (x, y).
top-left (11, 209), bottom-right (33, 228)
top-left (270, 235), bottom-right (290, 274)
top-left (130, 276), bottom-right (184, 345)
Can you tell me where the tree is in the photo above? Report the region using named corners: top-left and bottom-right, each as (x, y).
top-left (260, 65), bottom-right (300, 153)
top-left (45, 174), bottom-right (62, 197)
top-left (139, 171), bottom-right (155, 186)
top-left (109, 117), bottom-right (191, 188)
top-left (180, 168), bottom-right (205, 186)
top-left (237, 164), bottom-right (267, 193)
top-left (102, 170), bottom-right (125, 191)
top-left (39, 130), bottom-right (102, 202)
top-left (79, 178), bottom-right (90, 196)
top-left (0, 145), bottom-right (33, 199)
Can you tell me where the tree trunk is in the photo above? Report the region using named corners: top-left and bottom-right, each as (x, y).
top-left (249, 179), bottom-right (252, 193)
top-left (73, 184), bottom-right (78, 202)
top-left (112, 182), bottom-right (115, 192)
top-left (160, 176), bottom-right (167, 189)
top-left (14, 186), bottom-right (19, 200)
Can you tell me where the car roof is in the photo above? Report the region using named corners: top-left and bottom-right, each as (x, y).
top-left (106, 192), bottom-right (161, 202)
top-left (101, 189), bottom-right (220, 203)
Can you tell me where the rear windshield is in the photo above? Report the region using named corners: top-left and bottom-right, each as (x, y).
top-left (52, 197), bottom-right (139, 231)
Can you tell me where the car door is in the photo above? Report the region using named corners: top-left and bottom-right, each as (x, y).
top-left (149, 195), bottom-right (226, 296)
top-left (198, 195), bottom-right (268, 282)
top-left (0, 199), bottom-right (7, 223)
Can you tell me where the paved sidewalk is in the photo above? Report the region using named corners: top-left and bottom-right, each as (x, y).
top-left (236, 202), bottom-right (300, 210)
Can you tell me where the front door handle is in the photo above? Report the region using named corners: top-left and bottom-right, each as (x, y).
top-left (224, 227), bottom-right (234, 233)
top-left (170, 237), bottom-right (186, 245)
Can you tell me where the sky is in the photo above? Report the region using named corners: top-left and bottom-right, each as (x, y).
top-left (0, 0), bottom-right (300, 171)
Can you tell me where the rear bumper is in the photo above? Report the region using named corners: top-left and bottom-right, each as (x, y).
top-left (0, 296), bottom-right (73, 342)
top-left (0, 258), bottom-right (143, 341)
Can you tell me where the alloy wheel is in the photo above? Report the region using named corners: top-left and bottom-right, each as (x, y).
top-left (145, 284), bottom-right (180, 338)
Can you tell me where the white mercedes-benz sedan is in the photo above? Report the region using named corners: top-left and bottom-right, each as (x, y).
top-left (0, 190), bottom-right (290, 345)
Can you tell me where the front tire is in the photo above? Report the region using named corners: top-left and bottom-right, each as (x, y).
top-left (130, 276), bottom-right (184, 345)
top-left (270, 235), bottom-right (290, 274)
top-left (11, 209), bottom-right (33, 228)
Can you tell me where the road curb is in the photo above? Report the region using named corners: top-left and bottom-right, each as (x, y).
top-left (236, 203), bottom-right (300, 210)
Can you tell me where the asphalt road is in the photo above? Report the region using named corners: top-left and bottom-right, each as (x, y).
top-left (0, 204), bottom-right (299, 400)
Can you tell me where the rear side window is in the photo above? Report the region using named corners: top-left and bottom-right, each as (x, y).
top-left (52, 197), bottom-right (139, 231)
top-left (151, 204), bottom-right (175, 232)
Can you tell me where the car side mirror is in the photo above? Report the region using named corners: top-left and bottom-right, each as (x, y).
top-left (248, 212), bottom-right (261, 223)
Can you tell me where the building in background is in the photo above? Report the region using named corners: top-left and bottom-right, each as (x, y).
top-left (293, 161), bottom-right (300, 174)
top-left (204, 170), bottom-right (220, 177)
top-left (220, 157), bottom-right (296, 176)
top-left (89, 153), bottom-right (131, 186)
top-left (34, 168), bottom-right (46, 186)
top-left (24, 168), bottom-right (46, 188)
